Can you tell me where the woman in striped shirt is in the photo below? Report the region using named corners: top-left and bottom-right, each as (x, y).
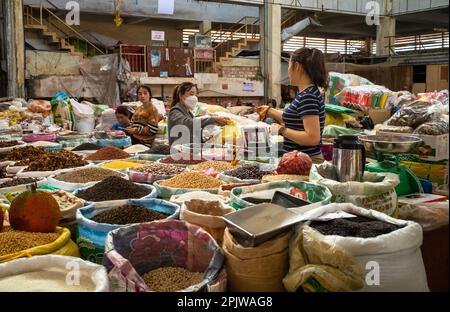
top-left (256, 48), bottom-right (327, 163)
top-left (125, 85), bottom-right (162, 147)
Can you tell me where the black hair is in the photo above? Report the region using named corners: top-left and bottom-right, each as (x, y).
top-left (115, 105), bottom-right (133, 119)
top-left (170, 82), bottom-right (198, 108)
top-left (267, 98), bottom-right (277, 108)
top-left (137, 85), bottom-right (153, 98)
top-left (290, 48), bottom-right (328, 89)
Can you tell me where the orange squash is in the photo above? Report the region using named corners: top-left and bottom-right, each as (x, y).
top-left (9, 184), bottom-right (60, 233)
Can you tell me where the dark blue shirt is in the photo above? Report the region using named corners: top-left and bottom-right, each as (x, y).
top-left (282, 86), bottom-right (325, 155)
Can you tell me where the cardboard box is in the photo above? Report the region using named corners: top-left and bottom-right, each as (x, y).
top-left (415, 133), bottom-right (449, 162)
top-left (412, 83), bottom-right (426, 94)
top-left (368, 108), bottom-right (391, 125)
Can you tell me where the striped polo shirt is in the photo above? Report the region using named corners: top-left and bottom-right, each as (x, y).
top-left (282, 86), bottom-right (326, 155)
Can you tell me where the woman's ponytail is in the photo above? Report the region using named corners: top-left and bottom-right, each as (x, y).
top-left (291, 48), bottom-right (328, 90)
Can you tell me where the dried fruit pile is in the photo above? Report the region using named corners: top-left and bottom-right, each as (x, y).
top-left (23, 150), bottom-right (87, 171)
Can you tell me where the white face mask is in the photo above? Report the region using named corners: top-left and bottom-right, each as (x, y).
top-left (184, 95), bottom-right (198, 110)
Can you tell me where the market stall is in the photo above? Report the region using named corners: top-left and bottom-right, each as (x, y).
top-left (0, 82), bottom-right (448, 292)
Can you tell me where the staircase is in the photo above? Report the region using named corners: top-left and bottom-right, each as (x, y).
top-left (24, 4), bottom-right (106, 58)
top-left (212, 16), bottom-right (260, 63)
top-left (212, 11), bottom-right (303, 63)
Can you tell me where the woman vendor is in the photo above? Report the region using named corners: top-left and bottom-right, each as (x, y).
top-left (111, 105), bottom-right (133, 131)
top-left (255, 47), bottom-right (327, 163)
top-left (126, 85), bottom-right (161, 146)
top-left (168, 82), bottom-right (229, 148)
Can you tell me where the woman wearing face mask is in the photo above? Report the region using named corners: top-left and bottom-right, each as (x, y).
top-left (168, 82), bottom-right (229, 148)
top-left (126, 85), bottom-right (161, 146)
top-left (255, 48), bottom-right (327, 163)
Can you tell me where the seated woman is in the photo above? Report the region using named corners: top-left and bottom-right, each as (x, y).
top-left (125, 86), bottom-right (161, 147)
top-left (111, 105), bottom-right (133, 131)
top-left (168, 82), bottom-right (229, 148)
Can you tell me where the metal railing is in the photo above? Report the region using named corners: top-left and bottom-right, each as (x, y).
top-left (24, 3), bottom-right (106, 57)
top-left (383, 32), bottom-right (449, 56)
top-left (119, 44), bottom-right (147, 73)
top-left (213, 16), bottom-right (260, 61)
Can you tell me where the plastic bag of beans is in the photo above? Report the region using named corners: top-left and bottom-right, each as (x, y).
top-left (103, 220), bottom-right (226, 292)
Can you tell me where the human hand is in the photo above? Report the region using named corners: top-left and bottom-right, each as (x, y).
top-left (254, 105), bottom-right (270, 119)
top-left (270, 123), bottom-right (282, 135)
top-left (214, 117), bottom-right (230, 126)
top-left (125, 127), bottom-right (136, 135)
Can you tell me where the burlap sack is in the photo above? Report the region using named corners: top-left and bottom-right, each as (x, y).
top-left (181, 199), bottom-right (234, 246)
top-left (222, 228), bottom-right (290, 292)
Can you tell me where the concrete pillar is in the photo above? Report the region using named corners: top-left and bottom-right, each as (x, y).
top-left (260, 0), bottom-right (282, 105)
top-left (376, 0), bottom-right (395, 57)
top-left (5, 0), bottom-right (25, 98)
top-left (376, 17), bottom-right (395, 56)
top-left (200, 20), bottom-right (212, 35)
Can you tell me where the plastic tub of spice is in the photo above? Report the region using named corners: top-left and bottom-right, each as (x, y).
top-left (73, 176), bottom-right (156, 208)
top-left (76, 199), bottom-right (179, 264)
top-left (47, 166), bottom-right (127, 192)
top-left (153, 171), bottom-right (225, 199)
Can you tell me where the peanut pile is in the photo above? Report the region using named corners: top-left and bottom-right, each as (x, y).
top-left (160, 172), bottom-right (224, 189)
top-left (141, 267), bottom-right (203, 292)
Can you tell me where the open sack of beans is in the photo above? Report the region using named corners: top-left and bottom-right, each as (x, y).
top-left (128, 163), bottom-right (185, 184)
top-left (76, 199), bottom-right (179, 264)
top-left (219, 164), bottom-right (277, 184)
top-left (0, 226), bottom-right (79, 263)
top-left (154, 172), bottom-right (225, 198)
top-left (309, 162), bottom-right (400, 216)
top-left (230, 180), bottom-right (332, 210)
top-left (73, 176), bottom-right (156, 208)
top-left (283, 203), bottom-right (429, 292)
top-left (103, 220), bottom-right (226, 292)
top-left (47, 166), bottom-right (128, 192)
top-left (181, 199), bottom-right (235, 246)
top-left (0, 255), bottom-right (110, 292)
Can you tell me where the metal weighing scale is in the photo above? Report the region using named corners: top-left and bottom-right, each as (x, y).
top-left (359, 134), bottom-right (424, 196)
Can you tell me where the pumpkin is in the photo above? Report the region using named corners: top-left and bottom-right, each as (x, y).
top-left (9, 184), bottom-right (60, 233)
